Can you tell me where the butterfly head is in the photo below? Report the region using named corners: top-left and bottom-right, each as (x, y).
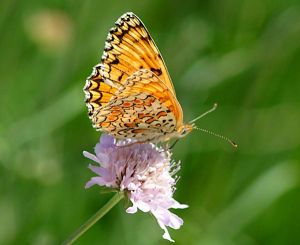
top-left (177, 123), bottom-right (194, 138)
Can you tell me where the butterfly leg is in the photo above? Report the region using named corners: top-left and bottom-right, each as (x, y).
top-left (115, 141), bottom-right (147, 148)
top-left (168, 139), bottom-right (179, 150)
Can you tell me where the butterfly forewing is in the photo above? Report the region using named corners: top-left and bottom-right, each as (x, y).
top-left (99, 12), bottom-right (176, 94)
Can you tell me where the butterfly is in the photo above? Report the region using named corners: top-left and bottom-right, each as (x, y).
top-left (84, 12), bottom-right (195, 143)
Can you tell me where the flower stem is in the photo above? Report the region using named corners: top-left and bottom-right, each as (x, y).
top-left (62, 192), bottom-right (124, 245)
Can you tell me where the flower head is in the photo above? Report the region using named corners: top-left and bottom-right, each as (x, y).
top-left (84, 134), bottom-right (188, 242)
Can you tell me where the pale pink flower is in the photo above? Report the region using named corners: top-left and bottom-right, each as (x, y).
top-left (84, 134), bottom-right (188, 242)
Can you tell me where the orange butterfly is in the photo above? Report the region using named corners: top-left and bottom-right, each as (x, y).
top-left (84, 12), bottom-right (235, 145)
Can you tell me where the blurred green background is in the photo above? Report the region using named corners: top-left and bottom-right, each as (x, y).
top-left (1, 0), bottom-right (300, 244)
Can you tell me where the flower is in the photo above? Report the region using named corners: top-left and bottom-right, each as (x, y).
top-left (84, 134), bottom-right (188, 242)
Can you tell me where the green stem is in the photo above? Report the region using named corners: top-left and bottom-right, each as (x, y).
top-left (62, 192), bottom-right (124, 245)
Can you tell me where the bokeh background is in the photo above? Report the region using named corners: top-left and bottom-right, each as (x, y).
top-left (1, 0), bottom-right (300, 244)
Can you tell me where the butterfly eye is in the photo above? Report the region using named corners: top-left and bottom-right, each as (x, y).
top-left (181, 127), bottom-right (188, 136)
top-left (179, 125), bottom-right (194, 137)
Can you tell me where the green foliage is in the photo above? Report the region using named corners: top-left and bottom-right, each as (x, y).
top-left (1, 0), bottom-right (300, 244)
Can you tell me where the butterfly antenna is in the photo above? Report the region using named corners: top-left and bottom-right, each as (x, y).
top-left (189, 103), bottom-right (218, 124)
top-left (194, 126), bottom-right (238, 148)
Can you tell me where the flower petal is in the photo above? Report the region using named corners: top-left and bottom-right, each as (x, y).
top-left (157, 219), bottom-right (174, 242)
top-left (126, 204), bottom-right (138, 214)
top-left (83, 151), bottom-right (100, 163)
top-left (88, 164), bottom-right (110, 177)
top-left (85, 176), bottom-right (106, 188)
top-left (99, 134), bottom-right (115, 148)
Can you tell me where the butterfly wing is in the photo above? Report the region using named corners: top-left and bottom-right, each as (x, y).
top-left (92, 69), bottom-right (183, 142)
top-left (99, 12), bottom-right (176, 94)
top-left (84, 64), bottom-right (118, 118)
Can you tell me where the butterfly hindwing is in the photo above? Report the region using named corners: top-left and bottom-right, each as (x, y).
top-left (114, 69), bottom-right (182, 123)
top-left (84, 64), bottom-right (118, 118)
top-left (92, 69), bottom-right (182, 142)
